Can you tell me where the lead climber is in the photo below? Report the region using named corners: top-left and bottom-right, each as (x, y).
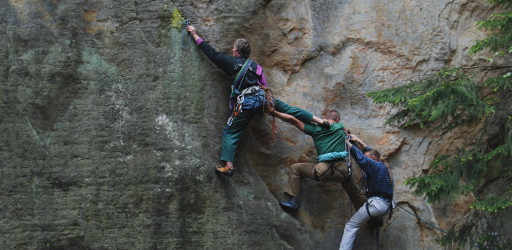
top-left (339, 134), bottom-right (394, 250)
top-left (186, 25), bottom-right (329, 176)
top-left (269, 109), bottom-right (367, 212)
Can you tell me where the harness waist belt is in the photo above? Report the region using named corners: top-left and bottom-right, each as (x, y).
top-left (317, 151), bottom-right (348, 162)
top-left (366, 192), bottom-right (393, 203)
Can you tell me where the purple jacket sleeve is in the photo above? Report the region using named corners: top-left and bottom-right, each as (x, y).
top-left (256, 64), bottom-right (267, 88)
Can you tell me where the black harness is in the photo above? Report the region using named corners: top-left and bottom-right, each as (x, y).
top-left (365, 196), bottom-right (393, 250)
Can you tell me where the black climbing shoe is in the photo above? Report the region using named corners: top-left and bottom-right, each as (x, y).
top-left (215, 164), bottom-right (234, 177)
top-left (321, 120), bottom-right (331, 129)
top-left (279, 197), bottom-right (300, 211)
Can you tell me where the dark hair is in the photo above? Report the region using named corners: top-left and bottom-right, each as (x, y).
top-left (326, 110), bottom-right (340, 122)
top-left (367, 149), bottom-right (381, 161)
top-left (234, 38), bottom-right (251, 58)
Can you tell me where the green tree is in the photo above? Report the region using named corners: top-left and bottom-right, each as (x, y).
top-left (367, 0), bottom-right (512, 248)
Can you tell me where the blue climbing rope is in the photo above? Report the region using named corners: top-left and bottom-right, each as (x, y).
top-left (181, 19), bottom-right (191, 50)
top-left (395, 203), bottom-right (448, 234)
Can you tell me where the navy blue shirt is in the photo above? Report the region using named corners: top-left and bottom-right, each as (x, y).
top-left (350, 146), bottom-right (393, 198)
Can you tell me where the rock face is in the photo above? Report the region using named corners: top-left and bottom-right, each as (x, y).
top-left (0, 0), bottom-right (500, 249)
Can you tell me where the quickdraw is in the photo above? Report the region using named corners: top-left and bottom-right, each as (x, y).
top-left (227, 86), bottom-right (257, 126)
top-left (233, 95), bottom-right (244, 117)
top-left (180, 19), bottom-right (192, 50)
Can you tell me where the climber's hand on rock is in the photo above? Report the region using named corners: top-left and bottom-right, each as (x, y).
top-left (348, 134), bottom-right (360, 142)
top-left (187, 25), bottom-right (197, 36)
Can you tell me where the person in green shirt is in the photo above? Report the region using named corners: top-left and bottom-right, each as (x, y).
top-left (270, 109), bottom-right (367, 211)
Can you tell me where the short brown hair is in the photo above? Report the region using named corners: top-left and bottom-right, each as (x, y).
top-left (234, 38), bottom-right (251, 58)
top-left (326, 110), bottom-right (340, 122)
top-left (366, 149), bottom-right (381, 161)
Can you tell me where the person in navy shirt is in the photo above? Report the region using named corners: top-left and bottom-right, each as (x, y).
top-left (339, 134), bottom-right (394, 250)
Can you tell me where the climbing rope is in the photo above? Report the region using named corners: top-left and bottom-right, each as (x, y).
top-left (395, 203), bottom-right (448, 234)
top-left (181, 19), bottom-right (191, 50)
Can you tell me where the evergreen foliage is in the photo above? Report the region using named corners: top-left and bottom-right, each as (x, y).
top-left (470, 0), bottom-right (512, 55)
top-left (367, 0), bottom-right (512, 248)
top-left (471, 192), bottom-right (512, 212)
top-left (404, 117), bottom-right (512, 203)
top-left (367, 68), bottom-right (494, 130)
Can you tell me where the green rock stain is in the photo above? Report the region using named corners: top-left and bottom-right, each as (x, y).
top-left (170, 7), bottom-right (186, 29)
top-left (78, 48), bottom-right (121, 79)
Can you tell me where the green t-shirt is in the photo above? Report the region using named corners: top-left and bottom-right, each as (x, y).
top-left (303, 122), bottom-right (346, 156)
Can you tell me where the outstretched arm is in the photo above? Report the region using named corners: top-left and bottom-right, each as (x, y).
top-left (271, 110), bottom-right (305, 132)
top-left (348, 134), bottom-right (371, 152)
top-left (187, 25), bottom-right (232, 74)
top-left (273, 99), bottom-right (329, 128)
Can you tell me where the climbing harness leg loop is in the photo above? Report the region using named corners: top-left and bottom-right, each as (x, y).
top-left (365, 197), bottom-right (393, 250)
top-left (226, 86), bottom-right (260, 126)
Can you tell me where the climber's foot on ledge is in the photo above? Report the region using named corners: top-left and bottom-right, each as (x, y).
top-left (215, 164), bottom-right (234, 177)
top-left (279, 199), bottom-right (300, 212)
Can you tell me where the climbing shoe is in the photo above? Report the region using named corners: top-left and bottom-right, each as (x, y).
top-left (279, 197), bottom-right (300, 211)
top-left (215, 164), bottom-right (234, 177)
top-left (321, 120), bottom-right (331, 129)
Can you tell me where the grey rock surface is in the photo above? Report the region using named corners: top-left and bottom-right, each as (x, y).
top-left (0, 0), bottom-right (502, 249)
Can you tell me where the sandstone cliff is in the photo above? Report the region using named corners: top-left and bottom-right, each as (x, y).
top-left (0, 0), bottom-right (503, 249)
